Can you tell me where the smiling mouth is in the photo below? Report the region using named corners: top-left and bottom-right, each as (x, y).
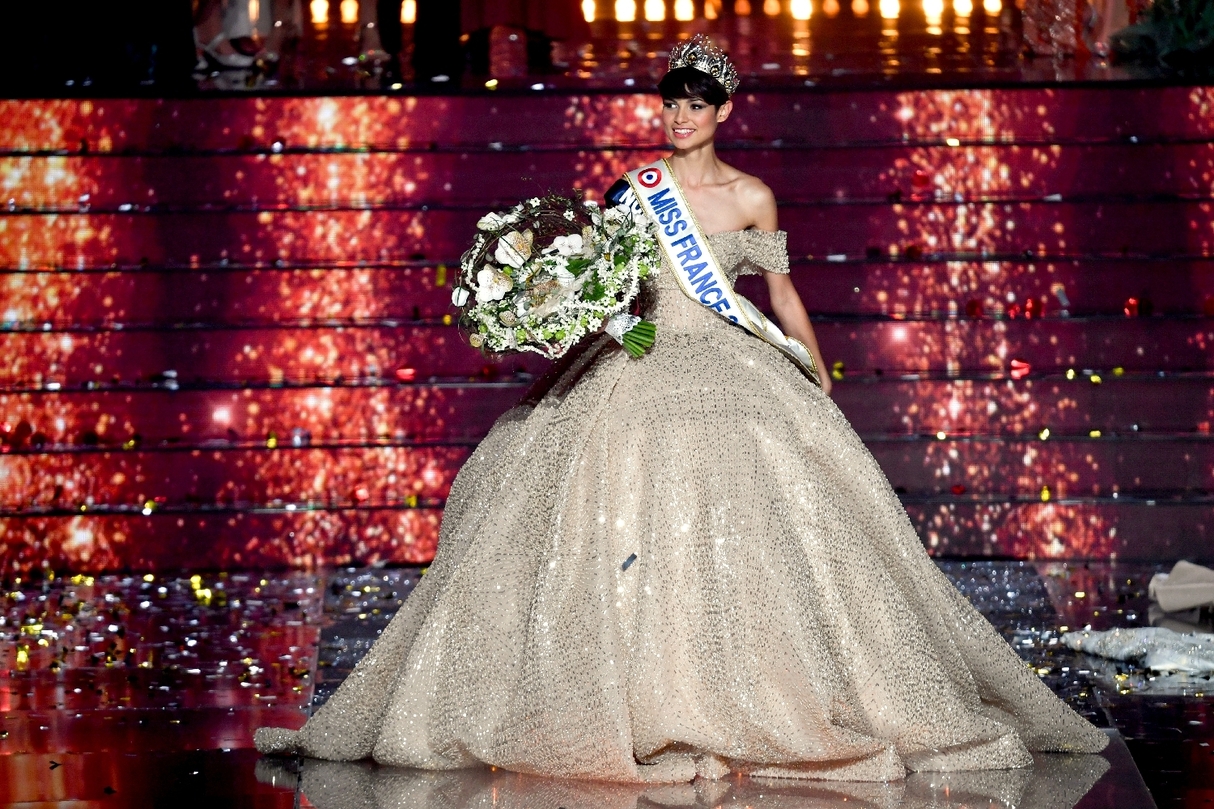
top-left (672, 127), bottom-right (695, 138)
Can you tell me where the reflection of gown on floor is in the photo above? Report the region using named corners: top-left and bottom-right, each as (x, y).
top-left (255, 742), bottom-right (1114, 809)
top-left (256, 230), bottom-right (1108, 782)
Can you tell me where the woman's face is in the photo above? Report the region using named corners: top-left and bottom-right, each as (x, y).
top-left (661, 96), bottom-right (733, 149)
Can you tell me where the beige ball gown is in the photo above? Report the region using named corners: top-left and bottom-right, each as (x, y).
top-left (255, 229), bottom-right (1108, 782)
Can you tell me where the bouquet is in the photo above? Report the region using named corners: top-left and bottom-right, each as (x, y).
top-left (451, 194), bottom-right (660, 360)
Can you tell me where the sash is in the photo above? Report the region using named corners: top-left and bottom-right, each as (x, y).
top-left (621, 159), bottom-right (821, 387)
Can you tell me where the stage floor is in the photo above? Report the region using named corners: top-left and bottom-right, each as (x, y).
top-left (1, 560), bottom-right (1203, 806)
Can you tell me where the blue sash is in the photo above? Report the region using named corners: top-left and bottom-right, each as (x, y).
top-left (621, 159), bottom-right (821, 386)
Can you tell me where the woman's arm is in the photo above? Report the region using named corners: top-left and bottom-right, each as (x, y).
top-left (766, 274), bottom-right (831, 396)
top-left (745, 180), bottom-right (833, 396)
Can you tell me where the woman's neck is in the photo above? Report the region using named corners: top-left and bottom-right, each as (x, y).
top-left (668, 142), bottom-right (723, 189)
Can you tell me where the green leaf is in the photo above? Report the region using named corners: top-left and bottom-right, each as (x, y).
top-left (565, 257), bottom-right (592, 275)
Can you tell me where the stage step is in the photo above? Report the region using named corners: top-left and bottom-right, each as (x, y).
top-left (3, 377), bottom-right (1212, 441)
top-left (2, 88), bottom-right (1211, 152)
top-left (2, 201), bottom-right (1210, 263)
top-left (4, 142), bottom-right (1212, 209)
top-left (1, 318), bottom-right (1210, 385)
top-left (5, 259), bottom-right (1211, 324)
top-left (1, 435), bottom-right (1208, 513)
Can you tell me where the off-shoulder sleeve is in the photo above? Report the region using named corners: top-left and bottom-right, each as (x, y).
top-left (734, 230), bottom-right (790, 276)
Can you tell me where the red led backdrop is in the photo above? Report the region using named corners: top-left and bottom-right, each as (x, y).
top-left (1, 87), bottom-right (1213, 573)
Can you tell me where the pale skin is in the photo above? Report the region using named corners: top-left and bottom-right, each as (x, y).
top-left (660, 95), bottom-right (832, 396)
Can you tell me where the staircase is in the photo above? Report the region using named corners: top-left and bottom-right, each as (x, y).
top-left (1, 86), bottom-right (1211, 573)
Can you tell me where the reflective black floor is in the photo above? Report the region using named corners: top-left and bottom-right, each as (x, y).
top-left (258, 733), bottom-right (1146, 808)
top-left (3, 560), bottom-right (1206, 806)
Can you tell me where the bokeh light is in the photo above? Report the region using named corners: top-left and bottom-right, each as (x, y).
top-left (1, 85), bottom-right (1211, 571)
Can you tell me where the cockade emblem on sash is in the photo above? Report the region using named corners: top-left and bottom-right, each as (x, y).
top-left (637, 167), bottom-right (663, 188)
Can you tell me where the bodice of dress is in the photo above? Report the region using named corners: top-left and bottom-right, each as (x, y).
top-left (647, 229), bottom-right (790, 333)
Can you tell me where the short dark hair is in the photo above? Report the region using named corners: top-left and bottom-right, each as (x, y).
top-left (658, 66), bottom-right (730, 107)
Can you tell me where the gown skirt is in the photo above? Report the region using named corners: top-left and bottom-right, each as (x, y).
top-left (255, 229), bottom-right (1108, 783)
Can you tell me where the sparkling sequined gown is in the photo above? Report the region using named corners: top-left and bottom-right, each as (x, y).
top-left (256, 230), bottom-right (1107, 782)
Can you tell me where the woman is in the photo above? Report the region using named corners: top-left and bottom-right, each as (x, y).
top-left (257, 36), bottom-right (1107, 783)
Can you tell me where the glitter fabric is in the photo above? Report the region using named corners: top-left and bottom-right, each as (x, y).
top-left (255, 230), bottom-right (1108, 781)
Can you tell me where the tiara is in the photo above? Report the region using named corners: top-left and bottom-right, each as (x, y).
top-left (668, 35), bottom-right (740, 97)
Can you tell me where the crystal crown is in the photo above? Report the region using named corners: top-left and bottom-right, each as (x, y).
top-left (667, 34), bottom-right (740, 97)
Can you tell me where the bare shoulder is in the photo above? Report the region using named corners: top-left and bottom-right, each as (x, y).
top-left (737, 174), bottom-right (776, 206)
top-left (729, 170), bottom-right (778, 228)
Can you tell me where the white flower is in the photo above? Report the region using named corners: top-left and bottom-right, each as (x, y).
top-left (451, 286), bottom-right (470, 307)
top-left (602, 206), bottom-right (628, 233)
top-left (494, 229), bottom-right (533, 269)
top-left (475, 266), bottom-right (513, 303)
top-left (477, 212), bottom-right (508, 231)
top-left (544, 234), bottom-right (583, 257)
top-left (529, 284), bottom-right (577, 319)
top-left (550, 262), bottom-right (577, 288)
top-left (563, 210), bottom-right (576, 221)
top-left (476, 210), bottom-right (521, 231)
